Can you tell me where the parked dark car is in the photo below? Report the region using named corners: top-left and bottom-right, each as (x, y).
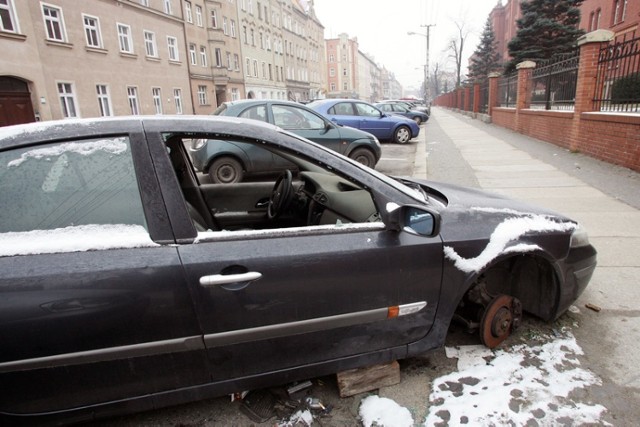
top-left (191, 99), bottom-right (381, 183)
top-left (382, 99), bottom-right (431, 116)
top-left (308, 99), bottom-right (421, 144)
top-left (375, 102), bottom-right (430, 125)
top-left (0, 116), bottom-right (596, 425)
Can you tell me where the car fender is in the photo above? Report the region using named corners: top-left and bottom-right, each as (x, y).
top-left (203, 140), bottom-right (251, 173)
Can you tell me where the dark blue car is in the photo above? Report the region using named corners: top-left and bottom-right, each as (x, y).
top-left (308, 99), bottom-right (421, 144)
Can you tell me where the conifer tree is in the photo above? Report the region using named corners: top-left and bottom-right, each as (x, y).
top-left (468, 17), bottom-right (501, 80)
top-left (507, 0), bottom-right (585, 71)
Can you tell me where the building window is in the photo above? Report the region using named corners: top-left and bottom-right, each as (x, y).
top-left (152, 87), bottom-right (163, 114)
top-left (343, 68), bottom-right (347, 76)
top-left (127, 86), bottom-right (139, 115)
top-left (329, 68), bottom-right (335, 77)
top-left (253, 59), bottom-right (258, 77)
top-left (215, 48), bottom-right (222, 67)
top-left (234, 53), bottom-right (240, 71)
top-left (200, 46), bottom-right (208, 66)
top-left (139, 0), bottom-right (149, 6)
top-left (189, 43), bottom-right (197, 65)
top-left (245, 57), bottom-right (250, 76)
top-left (96, 84), bottom-right (112, 116)
top-left (223, 17), bottom-right (228, 35)
top-left (42, 4), bottom-right (66, 42)
top-left (0, 0), bottom-right (19, 33)
top-left (231, 88), bottom-right (239, 101)
top-left (197, 85), bottom-right (207, 105)
top-left (174, 88), bottom-right (183, 114)
top-left (57, 82), bottom-right (77, 118)
top-left (163, 0), bottom-right (172, 15)
top-left (184, 1), bottom-right (192, 23)
top-left (250, 29), bottom-right (255, 46)
top-left (167, 36), bottom-right (179, 61)
top-left (117, 23), bottom-right (133, 53)
top-left (330, 82), bottom-right (336, 91)
top-left (261, 61), bottom-right (266, 78)
top-left (242, 25), bottom-right (247, 43)
top-left (82, 14), bottom-right (102, 48)
top-left (210, 10), bottom-right (217, 28)
top-left (343, 82), bottom-right (348, 90)
top-left (144, 30), bottom-right (157, 57)
top-left (230, 19), bottom-right (236, 37)
top-left (226, 52), bottom-right (232, 69)
top-left (195, 5), bottom-right (203, 26)
top-left (613, 0), bottom-right (628, 25)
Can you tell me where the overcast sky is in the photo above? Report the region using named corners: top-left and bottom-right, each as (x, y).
top-left (313, 0), bottom-right (501, 90)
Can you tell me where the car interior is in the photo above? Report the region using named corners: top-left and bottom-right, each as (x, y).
top-left (164, 133), bottom-right (381, 234)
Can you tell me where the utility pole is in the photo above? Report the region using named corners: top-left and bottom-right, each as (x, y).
top-left (422, 24), bottom-right (435, 104)
top-left (408, 24), bottom-right (435, 104)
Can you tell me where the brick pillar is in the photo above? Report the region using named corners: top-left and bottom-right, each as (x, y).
top-left (515, 61), bottom-right (535, 132)
top-left (464, 86), bottom-right (471, 111)
top-left (571, 30), bottom-right (614, 151)
top-left (473, 82), bottom-right (481, 113)
top-left (457, 88), bottom-right (463, 110)
top-left (488, 72), bottom-right (500, 116)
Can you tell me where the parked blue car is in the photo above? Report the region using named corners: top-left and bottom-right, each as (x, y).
top-left (308, 99), bottom-right (421, 144)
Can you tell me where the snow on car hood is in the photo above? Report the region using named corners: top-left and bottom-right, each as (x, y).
top-left (408, 179), bottom-right (578, 274)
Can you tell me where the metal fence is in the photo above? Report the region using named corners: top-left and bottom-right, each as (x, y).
top-left (595, 33), bottom-right (640, 113)
top-left (498, 73), bottom-right (517, 107)
top-left (530, 50), bottom-right (579, 110)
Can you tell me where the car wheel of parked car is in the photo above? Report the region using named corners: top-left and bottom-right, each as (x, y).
top-left (413, 117), bottom-right (422, 125)
top-left (348, 148), bottom-right (376, 168)
top-left (209, 156), bottom-right (244, 184)
top-left (394, 126), bottom-right (411, 144)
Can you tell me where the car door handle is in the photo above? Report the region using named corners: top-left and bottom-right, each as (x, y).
top-left (199, 272), bottom-right (262, 287)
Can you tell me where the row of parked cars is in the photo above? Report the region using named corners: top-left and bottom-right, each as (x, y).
top-left (193, 98), bottom-right (429, 183)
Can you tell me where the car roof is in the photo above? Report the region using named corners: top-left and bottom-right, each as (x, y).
top-left (0, 115), bottom-right (283, 150)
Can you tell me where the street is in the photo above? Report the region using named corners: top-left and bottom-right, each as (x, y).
top-left (95, 108), bottom-right (640, 426)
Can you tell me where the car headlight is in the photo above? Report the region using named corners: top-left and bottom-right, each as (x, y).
top-left (570, 224), bottom-right (590, 248)
top-left (191, 138), bottom-right (207, 150)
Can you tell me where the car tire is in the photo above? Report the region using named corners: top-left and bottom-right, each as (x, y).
top-left (349, 148), bottom-right (376, 168)
top-left (413, 116), bottom-right (422, 125)
top-left (394, 126), bottom-right (411, 144)
top-left (209, 156), bottom-right (244, 184)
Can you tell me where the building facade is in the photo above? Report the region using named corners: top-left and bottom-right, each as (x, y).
top-left (0, 0), bottom-right (194, 125)
top-left (581, 0), bottom-right (638, 39)
top-left (325, 33), bottom-right (358, 98)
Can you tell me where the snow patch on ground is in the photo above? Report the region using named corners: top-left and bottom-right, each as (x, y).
top-left (359, 395), bottom-right (414, 427)
top-left (425, 332), bottom-right (609, 426)
top-left (0, 224), bottom-right (158, 256)
top-left (277, 409), bottom-right (314, 426)
top-left (444, 214), bottom-right (576, 273)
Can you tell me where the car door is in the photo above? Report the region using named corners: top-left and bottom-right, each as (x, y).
top-left (271, 103), bottom-right (346, 155)
top-left (0, 123), bottom-right (209, 418)
top-left (355, 102), bottom-right (393, 139)
top-left (145, 124), bottom-right (444, 383)
top-left (328, 101), bottom-right (361, 130)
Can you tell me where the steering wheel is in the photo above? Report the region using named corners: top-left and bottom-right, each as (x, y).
top-left (268, 170), bottom-right (293, 219)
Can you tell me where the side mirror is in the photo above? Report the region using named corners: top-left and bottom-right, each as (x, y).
top-left (388, 205), bottom-right (440, 237)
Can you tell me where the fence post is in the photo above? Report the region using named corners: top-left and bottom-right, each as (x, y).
top-left (574, 30), bottom-right (614, 114)
top-left (473, 82), bottom-right (481, 114)
top-left (570, 29), bottom-right (615, 152)
top-left (464, 86), bottom-right (471, 111)
top-left (488, 72), bottom-right (500, 116)
top-left (515, 61), bottom-right (535, 132)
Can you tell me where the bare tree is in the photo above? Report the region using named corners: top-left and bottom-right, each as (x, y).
top-left (445, 19), bottom-right (471, 88)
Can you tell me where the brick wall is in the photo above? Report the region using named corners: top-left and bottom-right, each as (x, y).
top-left (433, 30), bottom-right (640, 173)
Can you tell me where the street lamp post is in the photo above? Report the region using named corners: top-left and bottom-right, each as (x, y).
top-left (408, 25), bottom-right (435, 104)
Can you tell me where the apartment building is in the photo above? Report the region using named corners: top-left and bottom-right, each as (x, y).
top-left (325, 33), bottom-right (358, 98)
top-left (304, 1), bottom-right (325, 100)
top-left (0, 0), bottom-right (194, 126)
top-left (237, 0), bottom-right (287, 99)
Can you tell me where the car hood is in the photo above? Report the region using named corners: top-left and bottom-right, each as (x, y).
top-left (407, 179), bottom-right (576, 245)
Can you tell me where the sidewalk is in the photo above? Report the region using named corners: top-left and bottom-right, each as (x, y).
top-left (417, 107), bottom-right (640, 419)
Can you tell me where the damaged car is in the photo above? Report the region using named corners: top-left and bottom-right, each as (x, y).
top-left (0, 116), bottom-right (596, 424)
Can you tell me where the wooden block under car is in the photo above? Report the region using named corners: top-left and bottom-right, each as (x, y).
top-left (336, 361), bottom-right (401, 397)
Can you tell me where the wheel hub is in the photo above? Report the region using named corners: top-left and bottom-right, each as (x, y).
top-left (479, 294), bottom-right (522, 349)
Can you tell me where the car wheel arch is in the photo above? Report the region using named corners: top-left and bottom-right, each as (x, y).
top-left (451, 252), bottom-right (562, 336)
top-left (206, 154), bottom-right (247, 183)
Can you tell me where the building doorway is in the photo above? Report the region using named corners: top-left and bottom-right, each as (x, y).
top-left (0, 76), bottom-right (36, 127)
